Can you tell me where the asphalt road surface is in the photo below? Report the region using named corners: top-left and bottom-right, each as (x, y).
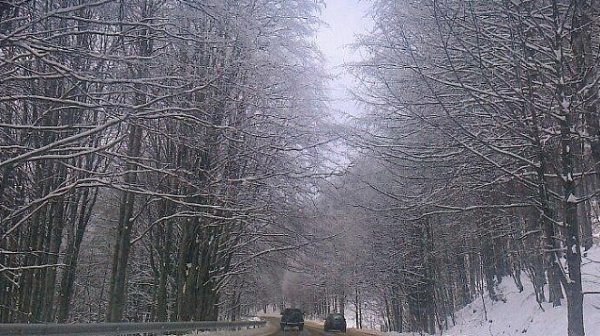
top-left (262, 317), bottom-right (376, 336)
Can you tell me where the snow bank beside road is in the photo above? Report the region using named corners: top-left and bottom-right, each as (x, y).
top-left (370, 246), bottom-right (600, 336)
top-left (443, 246), bottom-right (600, 336)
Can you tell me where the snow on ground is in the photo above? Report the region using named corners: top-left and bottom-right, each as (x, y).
top-left (377, 245), bottom-right (600, 336)
top-left (343, 307), bottom-right (383, 330)
top-left (443, 246), bottom-right (600, 336)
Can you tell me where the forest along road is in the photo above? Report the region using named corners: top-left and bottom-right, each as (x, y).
top-left (262, 317), bottom-right (378, 336)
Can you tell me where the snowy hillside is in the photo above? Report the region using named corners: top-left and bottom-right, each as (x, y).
top-left (349, 246), bottom-right (600, 336)
top-left (255, 248), bottom-right (600, 336)
top-left (439, 247), bottom-right (600, 336)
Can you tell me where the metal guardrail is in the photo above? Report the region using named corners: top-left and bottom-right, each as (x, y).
top-left (0, 320), bottom-right (266, 336)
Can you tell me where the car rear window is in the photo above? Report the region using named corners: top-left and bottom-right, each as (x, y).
top-left (284, 309), bottom-right (302, 316)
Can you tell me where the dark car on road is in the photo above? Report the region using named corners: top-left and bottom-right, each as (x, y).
top-left (324, 313), bottom-right (347, 332)
top-left (280, 308), bottom-right (304, 331)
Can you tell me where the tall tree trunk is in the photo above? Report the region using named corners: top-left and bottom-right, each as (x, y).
top-left (390, 283), bottom-right (402, 332)
top-left (57, 187), bottom-right (97, 322)
top-left (106, 123), bottom-right (143, 322)
top-left (558, 7), bottom-right (584, 332)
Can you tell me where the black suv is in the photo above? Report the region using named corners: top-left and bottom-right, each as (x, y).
top-left (280, 308), bottom-right (304, 331)
top-left (324, 313), bottom-right (347, 332)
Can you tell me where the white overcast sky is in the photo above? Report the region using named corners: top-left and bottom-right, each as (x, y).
top-left (315, 0), bottom-right (372, 117)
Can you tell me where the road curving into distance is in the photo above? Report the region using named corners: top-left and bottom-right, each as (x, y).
top-left (260, 317), bottom-right (380, 336)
